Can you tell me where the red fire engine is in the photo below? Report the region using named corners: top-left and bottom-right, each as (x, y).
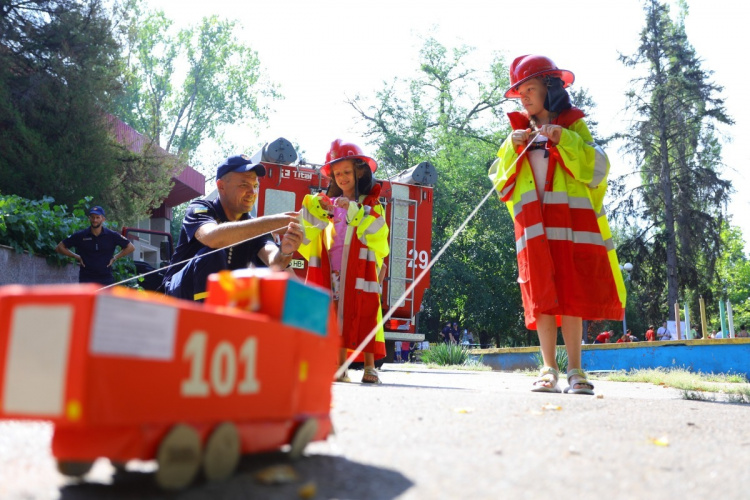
top-left (250, 138), bottom-right (437, 361)
top-left (120, 137), bottom-right (437, 361)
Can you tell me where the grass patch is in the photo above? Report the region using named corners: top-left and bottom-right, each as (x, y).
top-left (595, 368), bottom-right (750, 403)
top-left (601, 368), bottom-right (747, 386)
top-left (516, 367), bottom-right (750, 403)
top-left (421, 361), bottom-right (492, 372)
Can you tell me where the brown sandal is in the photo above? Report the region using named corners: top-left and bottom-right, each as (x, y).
top-left (361, 367), bottom-right (381, 384)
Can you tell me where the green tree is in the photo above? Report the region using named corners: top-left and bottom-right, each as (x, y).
top-left (0, 0), bottom-right (121, 200)
top-left (715, 225), bottom-right (750, 331)
top-left (614, 0), bottom-right (732, 322)
top-left (114, 0), bottom-right (278, 160)
top-left (351, 38), bottom-right (610, 347)
top-left (0, 0), bottom-right (179, 223)
top-left (350, 38), bottom-right (527, 346)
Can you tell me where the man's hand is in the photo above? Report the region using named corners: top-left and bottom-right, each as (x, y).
top-left (56, 242), bottom-right (84, 266)
top-left (272, 211), bottom-right (301, 237)
top-left (279, 220), bottom-right (304, 255)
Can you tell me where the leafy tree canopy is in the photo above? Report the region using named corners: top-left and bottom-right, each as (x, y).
top-left (113, 0), bottom-right (280, 163)
top-left (612, 0), bottom-right (732, 323)
top-left (0, 0), bottom-right (177, 223)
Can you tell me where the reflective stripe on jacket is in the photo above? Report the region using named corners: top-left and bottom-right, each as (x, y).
top-left (299, 184), bottom-right (390, 360)
top-left (489, 108), bottom-right (625, 329)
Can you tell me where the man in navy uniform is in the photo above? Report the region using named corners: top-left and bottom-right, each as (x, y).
top-left (162, 154), bottom-right (303, 301)
top-left (56, 206), bottom-right (135, 285)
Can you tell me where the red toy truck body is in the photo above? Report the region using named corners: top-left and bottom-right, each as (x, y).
top-left (0, 269), bottom-right (338, 488)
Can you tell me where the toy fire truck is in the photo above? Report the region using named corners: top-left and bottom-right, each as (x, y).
top-left (251, 138), bottom-right (437, 361)
top-left (0, 269), bottom-right (339, 489)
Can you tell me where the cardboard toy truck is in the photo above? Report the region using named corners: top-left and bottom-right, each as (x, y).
top-left (0, 269), bottom-right (339, 489)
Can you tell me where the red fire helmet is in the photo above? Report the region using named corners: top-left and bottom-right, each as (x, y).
top-left (504, 55), bottom-right (575, 98)
top-left (321, 139), bottom-right (378, 178)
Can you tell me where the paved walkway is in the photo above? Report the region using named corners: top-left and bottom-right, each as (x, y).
top-left (1, 365), bottom-right (749, 499)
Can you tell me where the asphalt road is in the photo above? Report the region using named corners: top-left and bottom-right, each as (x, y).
top-left (2, 364), bottom-right (749, 499)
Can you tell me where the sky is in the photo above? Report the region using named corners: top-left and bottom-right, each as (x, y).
top-left (149, 0), bottom-right (749, 255)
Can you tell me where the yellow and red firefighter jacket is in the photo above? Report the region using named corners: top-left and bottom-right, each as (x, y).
top-left (489, 108), bottom-right (626, 329)
top-left (298, 184), bottom-right (390, 360)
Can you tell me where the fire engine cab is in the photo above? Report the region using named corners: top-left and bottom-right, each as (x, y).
top-left (250, 138), bottom-right (437, 362)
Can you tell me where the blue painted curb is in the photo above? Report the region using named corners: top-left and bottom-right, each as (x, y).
top-left (472, 339), bottom-right (750, 378)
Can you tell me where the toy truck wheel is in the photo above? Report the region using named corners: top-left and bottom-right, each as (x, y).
top-left (202, 422), bottom-right (241, 482)
top-left (155, 424), bottom-right (202, 490)
top-left (289, 419), bottom-right (318, 460)
top-left (57, 460), bottom-right (93, 477)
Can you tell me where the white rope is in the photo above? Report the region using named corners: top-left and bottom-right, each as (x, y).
top-left (97, 136), bottom-right (534, 381)
top-left (97, 227), bottom-right (282, 291)
top-left (334, 138), bottom-right (537, 379)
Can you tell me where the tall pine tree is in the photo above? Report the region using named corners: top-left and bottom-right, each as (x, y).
top-left (615, 0), bottom-right (732, 322)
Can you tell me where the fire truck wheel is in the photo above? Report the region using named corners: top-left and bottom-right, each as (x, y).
top-left (57, 460), bottom-right (93, 477)
top-left (202, 422), bottom-right (241, 482)
top-left (155, 424), bottom-right (202, 490)
top-left (289, 418), bottom-right (318, 460)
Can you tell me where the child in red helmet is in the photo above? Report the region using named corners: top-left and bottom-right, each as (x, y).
top-left (298, 140), bottom-right (390, 384)
top-left (489, 55), bottom-right (626, 394)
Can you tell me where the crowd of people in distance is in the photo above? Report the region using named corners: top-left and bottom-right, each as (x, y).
top-left (393, 341), bottom-right (432, 363)
top-left (591, 322), bottom-right (750, 343)
top-left (439, 322), bottom-right (477, 346)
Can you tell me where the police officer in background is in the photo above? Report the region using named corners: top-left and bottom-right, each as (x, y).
top-left (162, 154), bottom-right (303, 302)
top-left (55, 206), bottom-right (135, 285)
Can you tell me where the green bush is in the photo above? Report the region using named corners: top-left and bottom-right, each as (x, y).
top-left (532, 346), bottom-right (569, 372)
top-left (0, 195), bottom-right (90, 266)
top-left (0, 194), bottom-right (138, 286)
top-left (421, 343), bottom-right (471, 366)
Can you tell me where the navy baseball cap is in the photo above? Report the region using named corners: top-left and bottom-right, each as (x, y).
top-left (89, 206), bottom-right (105, 216)
top-left (216, 154), bottom-right (267, 180)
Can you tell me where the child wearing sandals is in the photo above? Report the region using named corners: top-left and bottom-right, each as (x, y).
top-left (489, 55), bottom-right (626, 394)
top-left (298, 139), bottom-right (390, 384)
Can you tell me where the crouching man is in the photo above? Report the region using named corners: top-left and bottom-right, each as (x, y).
top-left (162, 154), bottom-right (303, 301)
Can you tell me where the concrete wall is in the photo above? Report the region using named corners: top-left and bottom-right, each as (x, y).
top-left (0, 245), bottom-right (78, 286)
top-left (580, 339), bottom-right (750, 378)
top-left (471, 346), bottom-right (539, 371)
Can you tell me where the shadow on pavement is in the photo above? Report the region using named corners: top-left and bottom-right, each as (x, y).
top-left (58, 451), bottom-right (413, 500)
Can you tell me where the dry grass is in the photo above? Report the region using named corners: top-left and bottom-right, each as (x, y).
top-left (594, 368), bottom-right (750, 403)
top-left (517, 367), bottom-right (750, 403)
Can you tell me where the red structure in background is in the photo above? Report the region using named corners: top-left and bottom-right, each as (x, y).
top-left (254, 152), bottom-right (437, 360)
top-left (106, 115), bottom-right (205, 219)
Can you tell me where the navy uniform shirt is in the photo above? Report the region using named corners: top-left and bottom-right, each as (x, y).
top-left (63, 227), bottom-right (131, 284)
top-left (163, 198), bottom-right (273, 285)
